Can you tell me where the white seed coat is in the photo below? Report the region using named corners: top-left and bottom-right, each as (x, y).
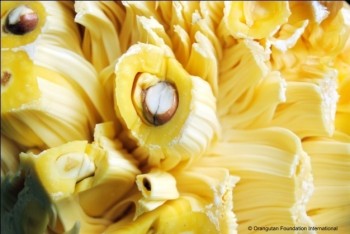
top-left (8, 5), bottom-right (34, 25)
top-left (145, 82), bottom-right (176, 116)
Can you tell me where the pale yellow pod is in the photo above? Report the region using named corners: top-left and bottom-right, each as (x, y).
top-left (123, 1), bottom-right (163, 26)
top-left (304, 1), bottom-right (350, 57)
top-left (199, 127), bottom-right (314, 233)
top-left (104, 198), bottom-right (219, 234)
top-left (269, 1), bottom-right (333, 52)
top-left (269, 20), bottom-right (309, 52)
top-left (1, 1), bottom-right (82, 54)
top-left (155, 1), bottom-right (172, 24)
top-left (54, 196), bottom-right (111, 233)
top-left (174, 166), bottom-right (239, 234)
top-left (186, 31), bottom-right (219, 97)
top-left (172, 25), bottom-right (191, 65)
top-left (20, 141), bottom-right (95, 200)
top-left (271, 81), bottom-right (337, 138)
top-left (114, 43), bottom-right (220, 171)
top-left (220, 71), bottom-right (286, 130)
top-left (74, 1), bottom-right (123, 72)
top-left (199, 1), bottom-right (225, 28)
top-left (136, 170), bottom-right (179, 201)
top-left (134, 169), bottom-right (179, 218)
top-left (77, 122), bottom-right (140, 218)
top-left (218, 39), bottom-right (270, 118)
top-left (223, 1), bottom-right (291, 39)
top-left (304, 133), bottom-right (350, 210)
top-left (1, 2), bottom-right (116, 150)
top-left (136, 15), bottom-right (173, 50)
top-left (134, 199), bottom-right (166, 220)
top-left (1, 50), bottom-right (93, 149)
top-left (169, 1), bottom-right (198, 32)
top-left (304, 132), bottom-right (350, 233)
top-left (189, 11), bottom-right (222, 60)
top-left (1, 1), bottom-right (46, 48)
top-left (334, 36), bottom-right (350, 135)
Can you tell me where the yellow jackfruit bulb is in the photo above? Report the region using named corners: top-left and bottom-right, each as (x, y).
top-left (1, 1), bottom-right (46, 48)
top-left (334, 50), bottom-right (350, 135)
top-left (218, 39), bottom-right (270, 118)
top-left (136, 170), bottom-right (179, 201)
top-left (269, 19), bottom-right (308, 53)
top-left (77, 122), bottom-right (140, 218)
top-left (269, 1), bottom-right (331, 53)
top-left (104, 198), bottom-right (219, 234)
top-left (200, 127), bottom-right (314, 232)
top-left (114, 43), bottom-right (220, 170)
top-left (136, 15), bottom-right (172, 51)
top-left (171, 24), bottom-right (191, 66)
top-left (174, 166), bottom-right (240, 233)
top-left (134, 170), bottom-right (179, 218)
top-left (53, 196), bottom-right (111, 234)
top-left (223, 1), bottom-right (291, 40)
top-left (186, 31), bottom-right (219, 97)
top-left (19, 141), bottom-right (95, 201)
top-left (304, 1), bottom-right (350, 57)
top-left (271, 81), bottom-right (337, 138)
top-left (74, 1), bottom-right (124, 72)
top-left (304, 132), bottom-right (350, 232)
top-left (123, 1), bottom-right (164, 28)
top-left (1, 50), bottom-right (93, 149)
top-left (29, 42), bottom-right (116, 126)
top-left (3, 127), bottom-right (137, 233)
top-left (189, 10), bottom-right (222, 59)
top-left (199, 1), bottom-right (225, 28)
top-left (219, 70), bottom-right (286, 130)
top-left (1, 2), bottom-right (115, 150)
top-left (1, 1), bottom-right (82, 54)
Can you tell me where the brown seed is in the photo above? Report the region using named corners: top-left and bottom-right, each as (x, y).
top-left (142, 81), bottom-right (178, 126)
top-left (1, 71), bottom-right (12, 86)
top-left (4, 5), bottom-right (38, 35)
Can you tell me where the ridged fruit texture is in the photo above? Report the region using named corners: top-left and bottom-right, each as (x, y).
top-left (1, 1), bottom-right (349, 234)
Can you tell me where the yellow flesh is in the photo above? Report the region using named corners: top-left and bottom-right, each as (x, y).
top-left (1, 1), bottom-right (46, 48)
top-left (1, 50), bottom-right (40, 113)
